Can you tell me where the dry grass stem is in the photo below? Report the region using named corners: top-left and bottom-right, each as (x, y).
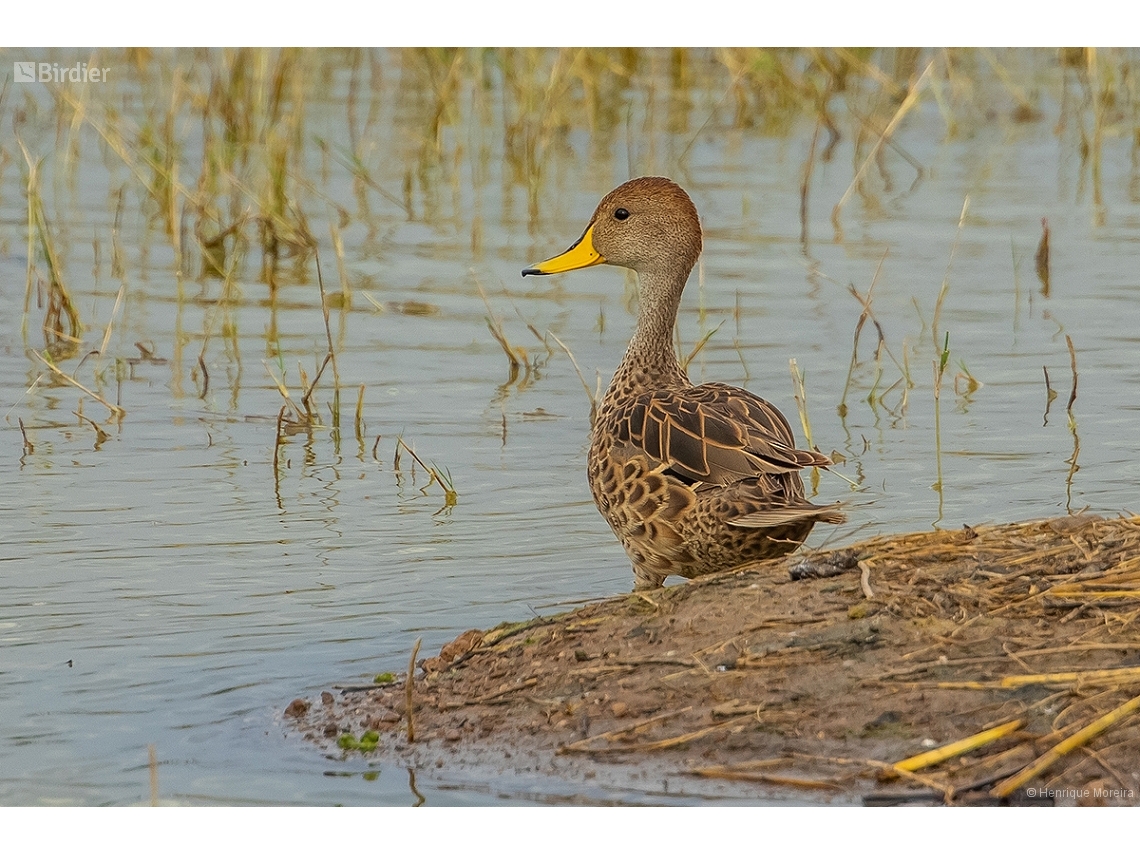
top-left (99, 281), bottom-right (128, 357)
top-left (18, 418), bottom-right (34, 455)
top-left (1065, 334), bottom-right (1078, 417)
top-left (549, 330), bottom-right (601, 418)
top-left (477, 281), bottom-right (529, 379)
top-left (832, 60), bottom-right (934, 233)
top-left (895, 719), bottom-right (1024, 773)
top-left (29, 351), bottom-right (125, 418)
top-left (557, 707), bottom-right (693, 754)
top-left (73, 410), bottom-right (111, 447)
top-left (838, 252), bottom-right (909, 418)
top-left (148, 744), bottom-right (159, 807)
top-left (1035, 217), bottom-right (1051, 296)
top-left (992, 692), bottom-right (1140, 798)
top-left (858, 560), bottom-right (875, 599)
top-left (681, 320), bottom-right (725, 371)
top-left (406, 637), bottom-right (422, 743)
top-left (691, 765), bottom-right (844, 791)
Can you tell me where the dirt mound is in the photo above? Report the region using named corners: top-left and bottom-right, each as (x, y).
top-left (289, 514), bottom-right (1140, 805)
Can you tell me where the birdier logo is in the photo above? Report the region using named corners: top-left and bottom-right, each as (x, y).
top-left (13, 61), bottom-right (108, 83)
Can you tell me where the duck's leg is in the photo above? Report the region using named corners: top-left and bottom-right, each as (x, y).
top-left (633, 567), bottom-right (667, 590)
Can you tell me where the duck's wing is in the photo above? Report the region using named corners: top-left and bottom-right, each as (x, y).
top-left (618, 382), bottom-right (832, 485)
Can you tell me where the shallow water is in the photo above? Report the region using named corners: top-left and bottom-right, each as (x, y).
top-left (1, 48), bottom-right (1138, 805)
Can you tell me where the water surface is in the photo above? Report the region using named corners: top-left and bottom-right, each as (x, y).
top-left (1, 48), bottom-right (1138, 805)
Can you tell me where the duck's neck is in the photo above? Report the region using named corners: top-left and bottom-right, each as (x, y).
top-left (616, 268), bottom-right (690, 387)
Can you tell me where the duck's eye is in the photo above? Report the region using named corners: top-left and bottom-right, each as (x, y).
top-left (613, 208), bottom-right (630, 221)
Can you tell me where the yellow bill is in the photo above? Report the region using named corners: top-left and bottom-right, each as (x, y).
top-left (522, 224), bottom-right (605, 276)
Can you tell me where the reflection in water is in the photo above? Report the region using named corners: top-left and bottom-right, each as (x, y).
top-left (1063, 334), bottom-right (1082, 514)
top-left (1, 48), bottom-right (1139, 805)
top-left (408, 768), bottom-right (426, 808)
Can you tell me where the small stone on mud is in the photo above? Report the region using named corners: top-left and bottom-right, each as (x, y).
top-left (611, 701), bottom-right (629, 718)
top-left (424, 628), bottom-right (485, 674)
top-left (444, 728), bottom-right (462, 742)
top-left (789, 549), bottom-right (859, 580)
top-left (323, 724), bottom-right (338, 737)
top-left (284, 698), bottom-right (310, 718)
top-left (443, 629), bottom-right (484, 658)
top-left (862, 710), bottom-right (906, 736)
top-left (1048, 514), bottom-right (1103, 534)
top-left (321, 691), bottom-right (334, 706)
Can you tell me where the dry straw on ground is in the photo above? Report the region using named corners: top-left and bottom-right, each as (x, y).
top-left (291, 513), bottom-right (1140, 805)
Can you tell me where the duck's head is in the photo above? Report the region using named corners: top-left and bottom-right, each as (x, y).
top-left (522, 177), bottom-right (702, 282)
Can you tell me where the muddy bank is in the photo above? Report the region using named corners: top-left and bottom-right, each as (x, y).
top-left (288, 515), bottom-right (1140, 805)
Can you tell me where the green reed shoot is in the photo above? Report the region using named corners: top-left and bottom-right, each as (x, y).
top-left (932, 196), bottom-right (969, 352)
top-left (789, 358), bottom-right (821, 494)
top-left (395, 436), bottom-right (458, 509)
top-left (314, 252), bottom-right (342, 437)
top-left (355, 384), bottom-right (366, 447)
top-left (789, 358), bottom-right (815, 450)
top-left (1040, 365), bottom-right (1058, 427)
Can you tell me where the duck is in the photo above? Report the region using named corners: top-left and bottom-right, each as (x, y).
top-left (523, 177), bottom-right (844, 589)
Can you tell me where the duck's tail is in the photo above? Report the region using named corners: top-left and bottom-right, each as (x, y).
top-left (727, 501), bottom-right (846, 528)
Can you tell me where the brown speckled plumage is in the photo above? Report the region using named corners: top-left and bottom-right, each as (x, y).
top-left (524, 177), bottom-right (843, 589)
